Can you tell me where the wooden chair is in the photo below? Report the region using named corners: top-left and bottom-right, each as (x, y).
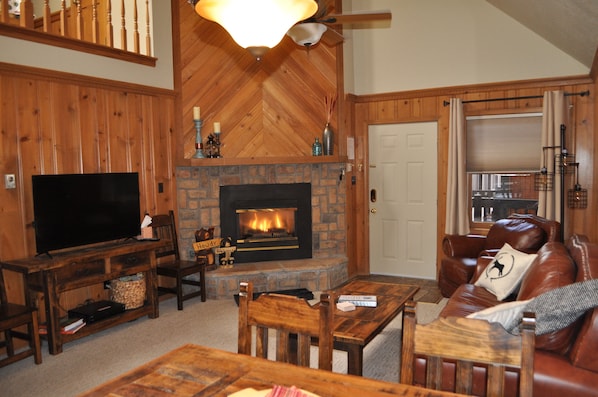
top-left (152, 210), bottom-right (206, 310)
top-left (0, 267), bottom-right (42, 367)
top-left (237, 281), bottom-right (334, 370)
top-left (400, 301), bottom-right (535, 397)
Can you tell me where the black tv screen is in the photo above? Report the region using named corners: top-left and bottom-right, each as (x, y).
top-left (32, 172), bottom-right (141, 254)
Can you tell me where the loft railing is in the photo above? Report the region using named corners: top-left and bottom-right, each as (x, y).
top-left (0, 0), bottom-right (155, 66)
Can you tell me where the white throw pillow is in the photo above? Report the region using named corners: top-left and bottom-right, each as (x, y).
top-left (474, 243), bottom-right (537, 301)
top-left (466, 299), bottom-right (532, 332)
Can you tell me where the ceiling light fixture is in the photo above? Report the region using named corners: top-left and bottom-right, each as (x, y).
top-left (191, 0), bottom-right (318, 60)
top-left (287, 23), bottom-right (327, 48)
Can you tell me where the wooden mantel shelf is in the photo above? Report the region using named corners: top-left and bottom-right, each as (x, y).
top-left (177, 155), bottom-right (349, 167)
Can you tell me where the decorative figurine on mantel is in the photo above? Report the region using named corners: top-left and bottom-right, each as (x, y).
top-left (215, 237), bottom-right (236, 268)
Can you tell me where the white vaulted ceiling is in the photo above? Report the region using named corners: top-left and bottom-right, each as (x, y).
top-left (486, 0), bottom-right (598, 68)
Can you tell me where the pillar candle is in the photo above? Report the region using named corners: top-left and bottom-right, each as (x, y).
top-left (214, 122), bottom-right (221, 133)
top-left (193, 106), bottom-right (201, 120)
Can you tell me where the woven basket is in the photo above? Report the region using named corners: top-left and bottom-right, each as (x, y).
top-left (110, 274), bottom-right (146, 310)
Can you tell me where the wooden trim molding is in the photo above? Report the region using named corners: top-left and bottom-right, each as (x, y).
top-left (0, 61), bottom-right (173, 96)
top-left (0, 24), bottom-right (157, 67)
top-left (349, 75), bottom-right (593, 104)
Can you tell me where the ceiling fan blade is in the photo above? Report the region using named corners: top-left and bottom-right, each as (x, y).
top-left (314, 0), bottom-right (333, 20)
top-left (323, 10), bottom-right (391, 24)
top-left (320, 28), bottom-right (344, 47)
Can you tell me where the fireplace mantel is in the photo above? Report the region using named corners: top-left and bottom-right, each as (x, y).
top-left (177, 155), bottom-right (348, 167)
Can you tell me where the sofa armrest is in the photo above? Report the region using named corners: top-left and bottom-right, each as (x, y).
top-left (442, 234), bottom-right (486, 257)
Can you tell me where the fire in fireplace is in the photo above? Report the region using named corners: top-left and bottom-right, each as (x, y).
top-left (220, 183), bottom-right (312, 263)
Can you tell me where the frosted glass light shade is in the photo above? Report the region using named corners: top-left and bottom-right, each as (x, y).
top-left (195, 0), bottom-right (318, 58)
top-left (287, 23), bottom-right (327, 47)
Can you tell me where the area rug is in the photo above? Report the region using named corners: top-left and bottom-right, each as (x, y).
top-left (0, 294), bottom-right (447, 396)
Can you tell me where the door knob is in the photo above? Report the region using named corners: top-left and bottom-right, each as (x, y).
top-left (370, 208), bottom-right (377, 214)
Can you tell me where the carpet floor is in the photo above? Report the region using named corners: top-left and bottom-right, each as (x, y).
top-left (0, 279), bottom-right (446, 397)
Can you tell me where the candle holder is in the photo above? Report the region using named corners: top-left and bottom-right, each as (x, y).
top-left (192, 119), bottom-right (206, 158)
top-left (214, 131), bottom-right (221, 158)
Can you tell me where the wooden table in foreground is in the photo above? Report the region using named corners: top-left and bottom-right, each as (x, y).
top-left (328, 278), bottom-right (419, 375)
top-left (80, 344), bottom-right (464, 397)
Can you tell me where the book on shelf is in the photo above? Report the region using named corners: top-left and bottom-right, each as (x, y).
top-left (39, 317), bottom-right (86, 335)
top-left (337, 295), bottom-right (377, 307)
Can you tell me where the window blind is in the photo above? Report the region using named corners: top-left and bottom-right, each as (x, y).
top-left (466, 113), bottom-right (542, 173)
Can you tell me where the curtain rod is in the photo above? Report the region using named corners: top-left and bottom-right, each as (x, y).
top-left (442, 90), bottom-right (590, 106)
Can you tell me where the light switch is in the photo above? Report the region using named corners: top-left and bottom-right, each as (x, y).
top-left (4, 174), bottom-right (16, 189)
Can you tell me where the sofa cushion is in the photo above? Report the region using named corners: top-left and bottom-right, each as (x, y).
top-left (518, 241), bottom-right (577, 354)
top-left (567, 234), bottom-right (598, 282)
top-left (440, 284), bottom-right (500, 317)
top-left (567, 237), bottom-right (598, 372)
top-left (474, 243), bottom-right (537, 301)
top-left (484, 218), bottom-right (546, 253)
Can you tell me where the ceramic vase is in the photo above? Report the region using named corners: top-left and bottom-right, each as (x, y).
top-left (322, 123), bottom-right (334, 155)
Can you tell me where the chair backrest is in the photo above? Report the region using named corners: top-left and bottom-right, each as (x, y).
top-left (400, 301), bottom-right (535, 397)
top-left (0, 267), bottom-right (8, 305)
top-left (150, 210), bottom-right (181, 260)
top-left (237, 281), bottom-right (334, 371)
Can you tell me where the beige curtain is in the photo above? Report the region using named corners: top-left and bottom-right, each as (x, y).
top-left (537, 91), bottom-right (568, 222)
top-left (445, 98), bottom-right (470, 235)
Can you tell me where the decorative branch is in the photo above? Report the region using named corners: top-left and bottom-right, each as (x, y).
top-left (325, 92), bottom-right (337, 124)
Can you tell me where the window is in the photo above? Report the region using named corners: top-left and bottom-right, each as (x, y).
top-left (466, 113), bottom-right (542, 223)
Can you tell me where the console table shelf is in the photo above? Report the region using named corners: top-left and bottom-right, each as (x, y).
top-left (0, 239), bottom-right (167, 355)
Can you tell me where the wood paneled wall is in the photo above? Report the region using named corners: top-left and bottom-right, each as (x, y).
top-left (0, 62), bottom-right (177, 304)
top-left (349, 76), bottom-right (596, 275)
top-left (174, 0), bottom-right (343, 162)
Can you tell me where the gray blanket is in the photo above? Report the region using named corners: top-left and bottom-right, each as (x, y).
top-left (510, 279), bottom-right (598, 335)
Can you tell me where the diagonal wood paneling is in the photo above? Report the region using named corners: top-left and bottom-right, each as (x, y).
top-left (178, 0), bottom-right (339, 160)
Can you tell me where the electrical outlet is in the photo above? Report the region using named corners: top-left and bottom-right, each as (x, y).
top-left (4, 174), bottom-right (16, 189)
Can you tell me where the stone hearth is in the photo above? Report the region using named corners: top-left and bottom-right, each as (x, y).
top-left (204, 256), bottom-right (348, 300)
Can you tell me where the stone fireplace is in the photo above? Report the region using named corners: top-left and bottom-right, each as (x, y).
top-left (175, 163), bottom-right (349, 299)
top-left (220, 183), bottom-right (312, 263)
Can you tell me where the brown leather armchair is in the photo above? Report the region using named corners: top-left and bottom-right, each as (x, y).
top-left (438, 213), bottom-right (561, 297)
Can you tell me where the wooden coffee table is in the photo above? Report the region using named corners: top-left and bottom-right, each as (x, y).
top-left (327, 277), bottom-right (419, 376)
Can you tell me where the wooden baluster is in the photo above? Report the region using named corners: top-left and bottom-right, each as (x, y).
top-left (120, 0), bottom-right (127, 51)
top-left (75, 0), bottom-right (83, 40)
top-left (60, 0), bottom-right (68, 37)
top-left (133, 0), bottom-right (139, 54)
top-left (91, 1), bottom-right (99, 44)
top-left (42, 0), bottom-right (51, 32)
top-left (19, 0), bottom-right (34, 28)
top-left (106, 0), bottom-right (113, 47)
top-left (145, 0), bottom-right (151, 56)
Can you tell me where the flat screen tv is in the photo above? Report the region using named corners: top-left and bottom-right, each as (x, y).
top-left (32, 172), bottom-right (141, 255)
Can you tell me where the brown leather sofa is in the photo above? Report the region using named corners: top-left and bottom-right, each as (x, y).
top-left (438, 213), bottom-right (561, 297)
top-left (437, 234), bottom-right (598, 397)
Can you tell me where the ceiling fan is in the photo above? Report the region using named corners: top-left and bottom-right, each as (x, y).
top-left (286, 0), bottom-right (392, 48)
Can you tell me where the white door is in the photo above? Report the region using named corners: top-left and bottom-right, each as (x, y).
top-left (368, 122), bottom-right (437, 278)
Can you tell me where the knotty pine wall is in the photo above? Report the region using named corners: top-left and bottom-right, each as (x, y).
top-left (349, 76), bottom-right (597, 275)
top-left (0, 62), bottom-right (177, 308)
top-left (173, 0), bottom-right (344, 162)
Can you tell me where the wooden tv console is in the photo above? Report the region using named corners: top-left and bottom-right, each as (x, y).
top-left (0, 239), bottom-right (167, 355)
